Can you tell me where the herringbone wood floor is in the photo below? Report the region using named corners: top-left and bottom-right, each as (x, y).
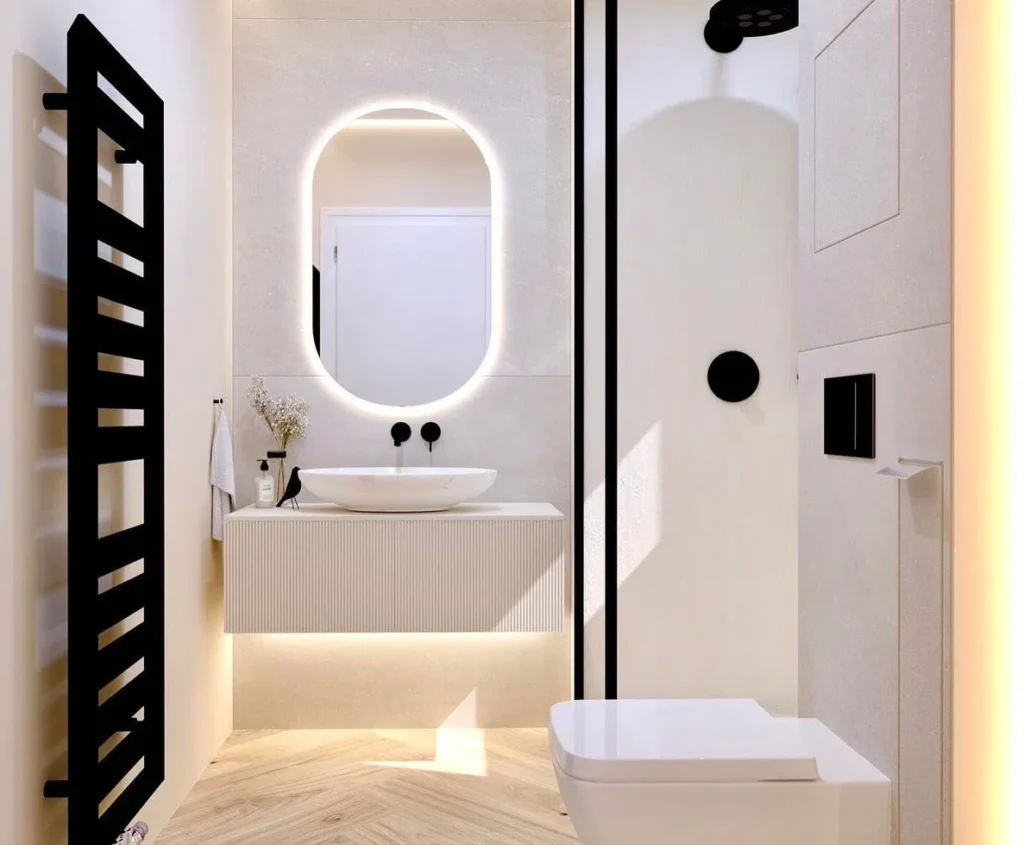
top-left (157, 729), bottom-right (579, 844)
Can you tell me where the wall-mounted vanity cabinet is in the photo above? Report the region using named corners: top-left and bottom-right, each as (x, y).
top-left (223, 504), bottom-right (565, 634)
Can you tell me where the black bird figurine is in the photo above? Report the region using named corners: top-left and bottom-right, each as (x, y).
top-left (277, 466), bottom-right (302, 509)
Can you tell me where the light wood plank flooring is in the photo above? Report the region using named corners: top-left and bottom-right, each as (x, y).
top-left (157, 729), bottom-right (578, 844)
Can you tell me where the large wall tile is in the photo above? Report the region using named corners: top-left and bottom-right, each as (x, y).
top-left (799, 0), bottom-right (952, 841)
top-left (799, 0), bottom-right (951, 349)
top-left (232, 375), bottom-right (570, 513)
top-left (234, 0), bottom-right (380, 18)
top-left (233, 15), bottom-right (571, 728)
top-left (233, 18), bottom-right (571, 378)
top-left (798, 324), bottom-right (950, 842)
top-left (804, 0), bottom-right (880, 55)
top-left (234, 0), bottom-right (571, 21)
top-left (813, 0), bottom-right (899, 251)
top-left (898, 466), bottom-right (946, 845)
top-left (233, 632), bottom-right (570, 728)
top-left (378, 0), bottom-right (571, 21)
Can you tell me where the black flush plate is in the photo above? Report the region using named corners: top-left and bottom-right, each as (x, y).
top-left (824, 374), bottom-right (875, 459)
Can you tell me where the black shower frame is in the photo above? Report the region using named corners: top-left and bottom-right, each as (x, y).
top-left (603, 0), bottom-right (619, 701)
top-left (572, 0), bottom-right (619, 701)
top-left (572, 0), bottom-right (585, 699)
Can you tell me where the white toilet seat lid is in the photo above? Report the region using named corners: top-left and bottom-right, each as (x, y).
top-left (549, 699), bottom-right (820, 784)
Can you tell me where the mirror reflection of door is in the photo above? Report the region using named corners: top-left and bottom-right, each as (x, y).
top-left (321, 208), bottom-right (490, 406)
top-left (311, 109), bottom-right (493, 407)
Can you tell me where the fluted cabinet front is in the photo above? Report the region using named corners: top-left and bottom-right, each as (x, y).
top-left (224, 504), bottom-right (565, 634)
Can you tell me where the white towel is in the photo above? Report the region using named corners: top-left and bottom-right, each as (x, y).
top-left (210, 403), bottom-right (236, 542)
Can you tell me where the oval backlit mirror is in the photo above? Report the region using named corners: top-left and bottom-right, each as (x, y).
top-left (311, 108), bottom-right (493, 408)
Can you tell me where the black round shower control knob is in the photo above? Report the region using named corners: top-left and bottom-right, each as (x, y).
top-left (707, 351), bottom-right (760, 403)
top-left (391, 422), bottom-right (412, 447)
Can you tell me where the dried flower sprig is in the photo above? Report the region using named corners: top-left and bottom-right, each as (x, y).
top-left (246, 375), bottom-right (310, 451)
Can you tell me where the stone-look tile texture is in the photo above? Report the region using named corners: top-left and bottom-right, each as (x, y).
top-left (232, 376), bottom-right (570, 512)
top-left (799, 0), bottom-right (951, 350)
top-left (234, 634), bottom-right (570, 728)
top-left (235, 0), bottom-right (571, 21)
top-left (235, 0), bottom-right (381, 18)
top-left (232, 11), bottom-right (571, 728)
top-left (799, 0), bottom-right (952, 842)
top-left (233, 18), bottom-right (570, 378)
top-left (798, 326), bottom-right (950, 845)
top-left (812, 0), bottom-right (900, 251)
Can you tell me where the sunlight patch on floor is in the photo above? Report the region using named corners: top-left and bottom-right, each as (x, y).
top-left (366, 689), bottom-right (489, 776)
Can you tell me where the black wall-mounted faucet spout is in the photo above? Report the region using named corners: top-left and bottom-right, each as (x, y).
top-left (391, 422), bottom-right (412, 447)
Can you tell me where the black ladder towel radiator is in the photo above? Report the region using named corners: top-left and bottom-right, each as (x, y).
top-left (42, 15), bottom-right (165, 845)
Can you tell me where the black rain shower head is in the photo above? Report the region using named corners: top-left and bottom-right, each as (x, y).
top-left (704, 0), bottom-right (799, 54)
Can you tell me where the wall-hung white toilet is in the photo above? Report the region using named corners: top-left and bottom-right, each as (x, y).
top-left (549, 698), bottom-right (890, 845)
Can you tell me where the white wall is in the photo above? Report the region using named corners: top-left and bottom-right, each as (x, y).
top-left (232, 0), bottom-right (571, 728)
top-left (584, 0), bottom-right (799, 712)
top-left (0, 2), bottom-right (233, 842)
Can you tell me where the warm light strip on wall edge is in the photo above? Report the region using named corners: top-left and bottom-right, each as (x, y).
top-left (1008, 0), bottom-right (1024, 839)
top-left (300, 101), bottom-right (505, 419)
top-left (953, 0), bottom-right (1020, 841)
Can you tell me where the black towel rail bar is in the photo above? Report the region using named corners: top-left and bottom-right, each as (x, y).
top-left (41, 14), bottom-right (165, 845)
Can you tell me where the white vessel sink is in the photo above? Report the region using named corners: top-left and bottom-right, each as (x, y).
top-left (299, 467), bottom-right (498, 513)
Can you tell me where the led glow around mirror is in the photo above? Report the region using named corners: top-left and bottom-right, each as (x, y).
top-left (306, 106), bottom-right (500, 413)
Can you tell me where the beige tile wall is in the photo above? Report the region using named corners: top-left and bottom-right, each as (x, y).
top-left (234, 633), bottom-right (568, 728)
top-left (798, 0), bottom-right (952, 842)
top-left (800, 0), bottom-right (951, 350)
top-left (232, 8), bottom-right (571, 727)
top-left (234, 0), bottom-right (570, 21)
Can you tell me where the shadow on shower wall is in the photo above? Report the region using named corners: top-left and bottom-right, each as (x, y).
top-left (13, 52), bottom-right (142, 844)
top-left (584, 98), bottom-right (799, 712)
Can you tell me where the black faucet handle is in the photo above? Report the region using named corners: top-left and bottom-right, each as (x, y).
top-left (391, 422), bottom-right (412, 447)
top-left (421, 422), bottom-right (441, 452)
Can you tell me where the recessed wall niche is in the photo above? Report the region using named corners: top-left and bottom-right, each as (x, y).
top-left (312, 108), bottom-right (493, 408)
